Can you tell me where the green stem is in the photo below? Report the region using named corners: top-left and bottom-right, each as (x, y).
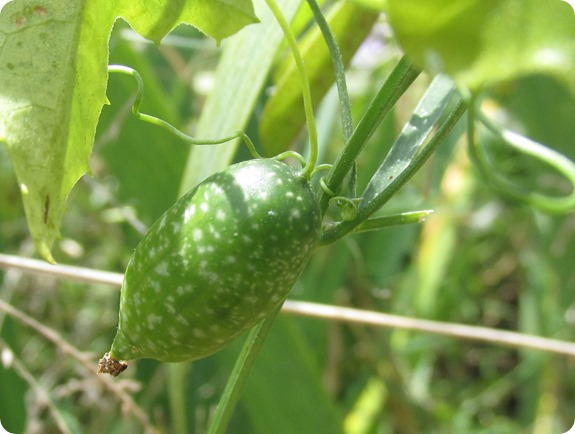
top-left (320, 210), bottom-right (433, 243)
top-left (319, 57), bottom-right (421, 214)
top-left (305, 0), bottom-right (353, 141)
top-left (107, 65), bottom-right (263, 159)
top-left (207, 305), bottom-right (282, 434)
top-left (168, 364), bottom-right (189, 434)
top-left (468, 104), bottom-right (575, 214)
top-left (264, 0), bottom-right (318, 180)
top-left (320, 99), bottom-right (467, 245)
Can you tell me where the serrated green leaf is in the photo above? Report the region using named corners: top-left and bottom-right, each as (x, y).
top-left (117, 0), bottom-right (258, 45)
top-left (259, 1), bottom-right (378, 155)
top-left (0, 0), bottom-right (116, 262)
top-left (387, 0), bottom-right (575, 94)
top-left (0, 0), bottom-right (257, 262)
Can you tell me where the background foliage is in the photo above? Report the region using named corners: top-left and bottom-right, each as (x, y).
top-left (1, 0), bottom-right (575, 433)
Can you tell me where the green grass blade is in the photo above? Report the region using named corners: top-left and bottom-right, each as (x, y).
top-left (361, 74), bottom-right (456, 205)
top-left (207, 306), bottom-right (282, 434)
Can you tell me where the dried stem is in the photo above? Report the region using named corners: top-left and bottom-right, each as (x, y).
top-left (1, 253), bottom-right (575, 357)
top-left (0, 296), bottom-right (157, 434)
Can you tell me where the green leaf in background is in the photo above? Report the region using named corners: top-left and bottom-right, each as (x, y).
top-left (0, 0), bottom-right (256, 262)
top-left (387, 0), bottom-right (575, 94)
top-left (259, 1), bottom-right (378, 156)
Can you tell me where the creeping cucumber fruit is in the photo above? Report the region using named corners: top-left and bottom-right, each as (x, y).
top-left (99, 159), bottom-right (321, 375)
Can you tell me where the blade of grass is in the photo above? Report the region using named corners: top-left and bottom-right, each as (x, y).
top-left (207, 305), bottom-right (282, 434)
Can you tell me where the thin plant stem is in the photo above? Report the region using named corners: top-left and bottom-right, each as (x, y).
top-left (467, 103), bottom-right (575, 213)
top-left (168, 364), bottom-right (190, 434)
top-left (2, 254), bottom-right (575, 357)
top-left (305, 0), bottom-right (353, 141)
top-left (263, 0), bottom-right (318, 179)
top-left (207, 304), bottom-right (283, 434)
top-left (304, 0), bottom-right (359, 199)
top-left (319, 56), bottom-right (421, 213)
top-left (281, 301), bottom-right (575, 356)
top-left (107, 65), bottom-right (263, 159)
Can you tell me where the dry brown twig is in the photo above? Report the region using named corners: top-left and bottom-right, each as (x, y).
top-left (0, 297), bottom-right (159, 434)
top-left (1, 252), bottom-right (575, 357)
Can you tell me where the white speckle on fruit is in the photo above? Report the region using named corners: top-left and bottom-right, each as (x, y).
top-left (185, 205), bottom-right (196, 223)
top-left (148, 313), bottom-right (162, 326)
top-left (225, 256), bottom-right (237, 264)
top-left (155, 262), bottom-right (169, 276)
top-left (200, 202), bottom-right (209, 212)
top-left (290, 209), bottom-right (301, 220)
top-left (158, 214), bottom-right (167, 230)
top-left (216, 209), bottom-right (226, 220)
top-left (286, 191), bottom-right (294, 198)
top-left (245, 295), bottom-right (258, 304)
top-left (193, 228), bottom-right (203, 241)
top-left (268, 210), bottom-right (276, 217)
top-left (150, 280), bottom-right (161, 293)
top-left (176, 314), bottom-right (189, 326)
top-left (242, 235), bottom-right (252, 244)
top-left (193, 328), bottom-right (206, 338)
top-left (271, 293), bottom-right (283, 302)
top-left (148, 247), bottom-right (157, 259)
top-left (169, 328), bottom-right (180, 338)
top-left (296, 195), bottom-right (303, 202)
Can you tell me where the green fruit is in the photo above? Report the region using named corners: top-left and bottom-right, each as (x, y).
top-left (99, 159), bottom-right (321, 375)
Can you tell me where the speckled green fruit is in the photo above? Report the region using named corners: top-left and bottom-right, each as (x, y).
top-left (101, 159), bottom-right (321, 371)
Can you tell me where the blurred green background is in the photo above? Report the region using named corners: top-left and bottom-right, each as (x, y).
top-left (1, 4), bottom-right (575, 434)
